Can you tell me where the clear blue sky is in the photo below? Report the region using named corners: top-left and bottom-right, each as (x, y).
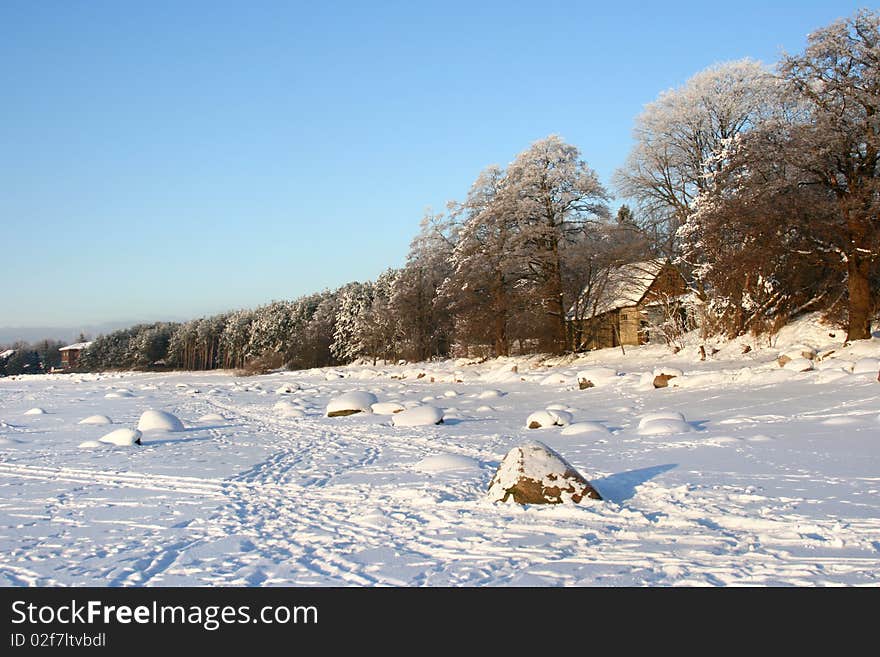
top-left (0, 0), bottom-right (866, 329)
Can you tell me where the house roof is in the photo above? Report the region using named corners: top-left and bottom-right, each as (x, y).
top-left (570, 259), bottom-right (671, 319)
top-left (59, 341), bottom-right (92, 352)
top-left (0, 349), bottom-right (14, 360)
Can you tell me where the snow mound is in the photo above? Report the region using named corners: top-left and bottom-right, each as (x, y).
top-left (545, 403), bottom-right (568, 411)
top-left (77, 440), bottom-right (104, 449)
top-left (637, 418), bottom-right (693, 435)
top-left (24, 407), bottom-right (46, 415)
top-left (561, 421), bottom-right (610, 436)
top-left (198, 413), bottom-right (226, 422)
top-left (392, 405), bottom-right (444, 427)
top-left (780, 357), bottom-right (814, 371)
top-left (275, 383), bottom-right (299, 394)
top-left (372, 402), bottom-right (405, 415)
top-left (653, 367), bottom-right (684, 378)
top-left (475, 405), bottom-right (494, 412)
top-left (779, 344), bottom-right (817, 361)
top-left (852, 358), bottom-right (880, 374)
top-left (78, 415), bottom-right (112, 425)
top-left (326, 391), bottom-right (378, 417)
top-left (540, 372), bottom-right (574, 386)
top-left (105, 391), bottom-right (134, 399)
top-left (442, 390), bottom-right (458, 398)
top-left (99, 428), bottom-right (142, 446)
top-left (476, 389), bottom-right (504, 399)
top-left (0, 437), bottom-right (23, 446)
top-left (576, 368), bottom-right (618, 387)
top-left (136, 410), bottom-right (185, 432)
top-left (414, 454), bottom-right (479, 472)
top-left (526, 409), bottom-right (572, 429)
top-left (487, 441), bottom-right (602, 504)
top-left (279, 407), bottom-right (306, 419)
top-left (638, 411), bottom-right (686, 428)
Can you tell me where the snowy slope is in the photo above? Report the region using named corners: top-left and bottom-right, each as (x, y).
top-left (1, 315), bottom-right (879, 586)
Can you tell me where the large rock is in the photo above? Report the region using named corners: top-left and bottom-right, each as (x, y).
top-left (137, 410), bottom-right (185, 432)
top-left (577, 367), bottom-right (618, 389)
top-left (487, 441), bottom-right (602, 504)
top-left (525, 409), bottom-right (572, 429)
top-left (99, 428), bottom-right (142, 446)
top-left (325, 391), bottom-right (378, 417)
top-left (392, 405), bottom-right (444, 427)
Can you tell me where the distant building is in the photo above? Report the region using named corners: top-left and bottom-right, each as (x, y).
top-left (58, 341), bottom-right (92, 370)
top-left (0, 349), bottom-right (14, 361)
top-left (568, 259), bottom-right (695, 350)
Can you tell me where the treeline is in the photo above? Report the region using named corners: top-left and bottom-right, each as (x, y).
top-left (0, 340), bottom-right (65, 376)
top-left (77, 10), bottom-right (879, 372)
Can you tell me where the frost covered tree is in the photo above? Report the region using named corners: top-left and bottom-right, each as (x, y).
top-left (391, 212), bottom-right (457, 361)
top-left (331, 281), bottom-right (374, 363)
top-left (615, 60), bottom-right (778, 252)
top-left (778, 9), bottom-right (880, 340)
top-left (502, 135), bottom-right (610, 353)
top-left (440, 165), bottom-right (523, 356)
top-left (680, 11), bottom-right (880, 341)
top-left (354, 269), bottom-right (400, 364)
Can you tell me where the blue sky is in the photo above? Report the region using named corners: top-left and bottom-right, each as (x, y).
top-left (0, 1), bottom-right (866, 330)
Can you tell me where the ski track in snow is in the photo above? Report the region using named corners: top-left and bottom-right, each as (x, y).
top-left (1, 356), bottom-right (880, 587)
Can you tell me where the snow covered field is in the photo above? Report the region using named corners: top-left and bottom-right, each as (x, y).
top-left (2, 319), bottom-right (880, 586)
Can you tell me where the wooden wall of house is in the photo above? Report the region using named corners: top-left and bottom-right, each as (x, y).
top-left (618, 306), bottom-right (642, 346)
top-left (574, 311), bottom-right (619, 350)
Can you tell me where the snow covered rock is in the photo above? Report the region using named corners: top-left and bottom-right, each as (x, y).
top-left (392, 405), bottom-right (444, 427)
top-left (526, 410), bottom-right (572, 429)
top-left (577, 367), bottom-right (618, 389)
top-left (780, 357), bottom-right (814, 372)
top-left (414, 454), bottom-right (479, 473)
top-left (852, 358), bottom-right (880, 375)
top-left (653, 367), bottom-right (684, 378)
top-left (371, 402), bottom-right (406, 415)
top-left (560, 421), bottom-right (610, 436)
top-left (487, 441), bottom-right (602, 504)
top-left (637, 412), bottom-right (692, 435)
top-left (105, 390), bottom-right (134, 398)
top-left (78, 414), bottom-right (113, 425)
top-left (325, 391), bottom-right (378, 417)
top-left (275, 383), bottom-right (299, 394)
top-left (77, 440), bottom-right (104, 449)
top-left (24, 407), bottom-right (46, 415)
top-left (477, 389), bottom-right (504, 400)
top-left (638, 411), bottom-right (686, 428)
top-left (99, 428), bottom-right (142, 446)
top-left (778, 345), bottom-right (817, 363)
top-left (198, 413), bottom-right (226, 422)
top-left (136, 410), bottom-right (185, 432)
top-left (653, 373), bottom-right (678, 388)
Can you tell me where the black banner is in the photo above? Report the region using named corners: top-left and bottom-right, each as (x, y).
top-left (0, 586), bottom-right (861, 651)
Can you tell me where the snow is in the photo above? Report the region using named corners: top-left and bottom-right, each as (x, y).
top-left (1, 315), bottom-right (880, 585)
top-left (576, 367), bottom-right (619, 386)
top-left (392, 405), bottom-right (444, 427)
top-left (371, 402), bottom-right (406, 415)
top-left (77, 440), bottom-right (104, 449)
top-left (526, 409), bottom-right (572, 428)
top-left (24, 407), bottom-right (46, 415)
top-left (326, 391), bottom-right (377, 416)
top-left (414, 454), bottom-right (479, 472)
top-left (98, 428), bottom-right (142, 446)
top-left (560, 421), bottom-right (611, 436)
top-left (59, 341), bottom-right (92, 352)
top-left (136, 410), bottom-right (185, 432)
top-left (852, 358), bottom-right (880, 374)
top-left (78, 414), bottom-right (113, 425)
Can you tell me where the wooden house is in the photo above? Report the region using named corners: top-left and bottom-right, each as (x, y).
top-left (59, 341), bottom-right (92, 370)
top-left (568, 259), bottom-right (693, 350)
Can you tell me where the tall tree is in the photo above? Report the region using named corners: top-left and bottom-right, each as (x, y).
top-left (778, 9), bottom-right (880, 340)
top-left (503, 135), bottom-right (610, 353)
top-left (614, 59), bottom-right (778, 253)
